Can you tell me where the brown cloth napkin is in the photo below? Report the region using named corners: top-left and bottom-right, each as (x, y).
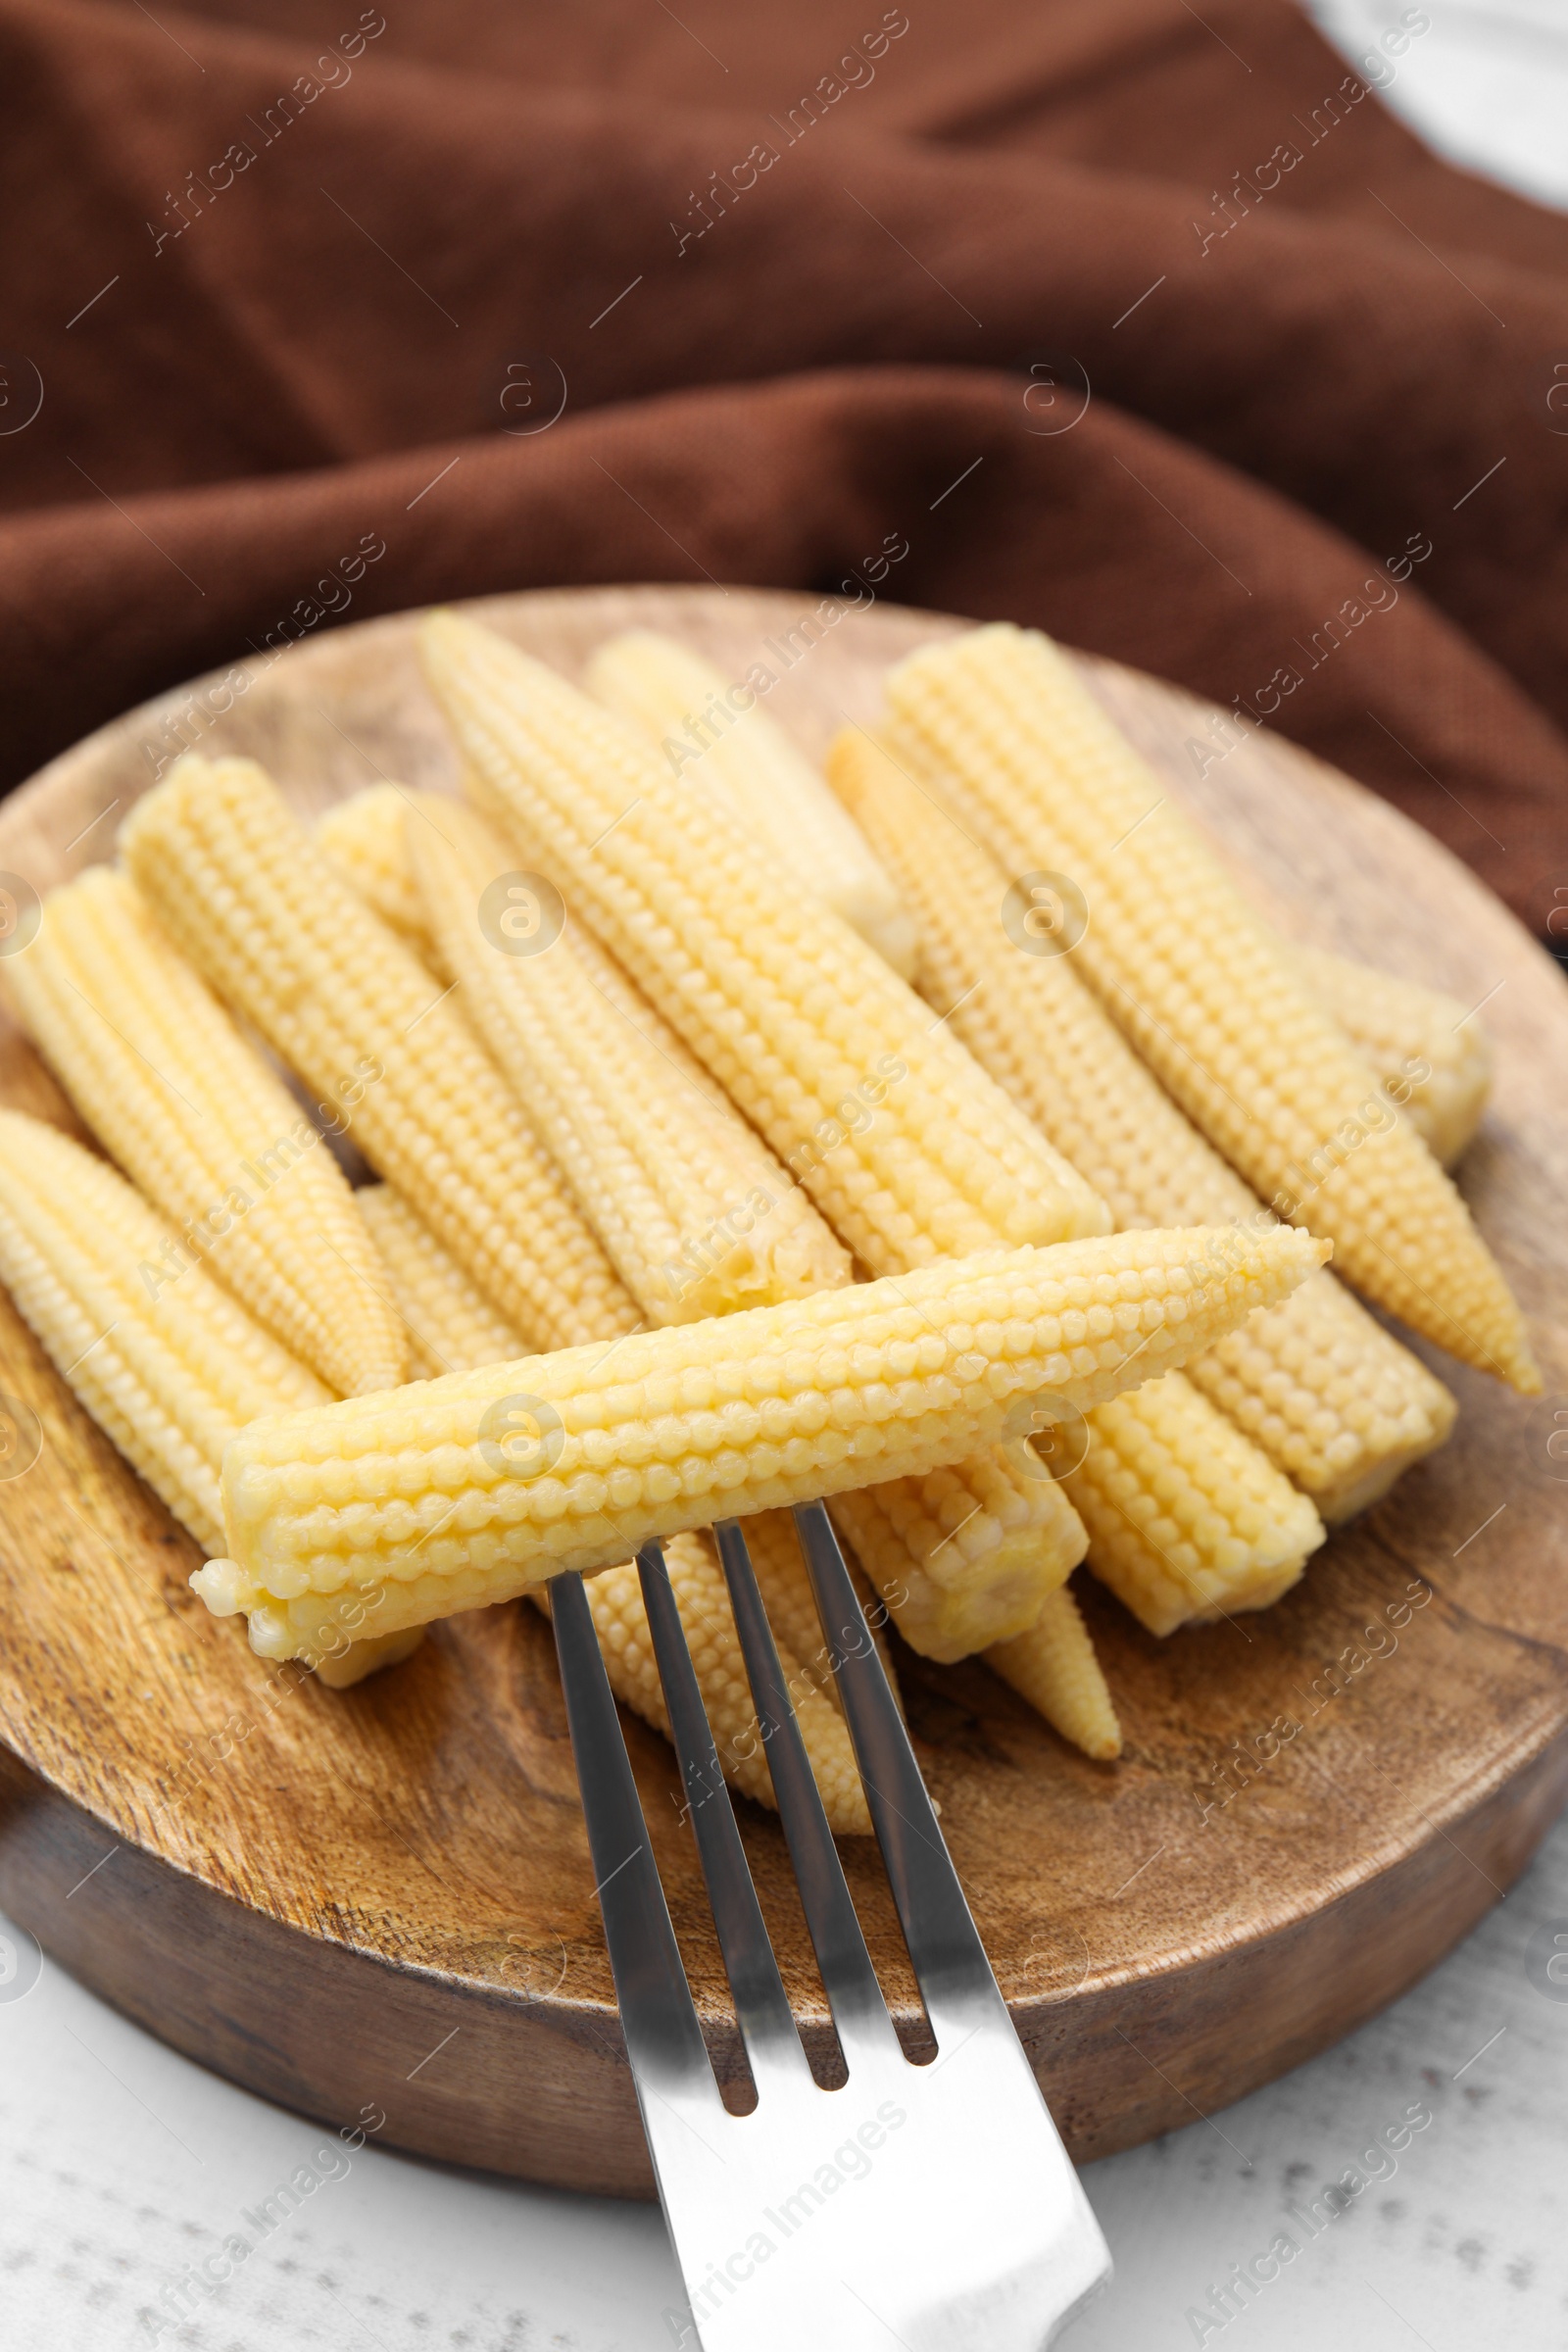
top-left (3, 0), bottom-right (1566, 934)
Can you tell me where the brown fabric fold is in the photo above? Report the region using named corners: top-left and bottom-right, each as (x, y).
top-left (3, 0), bottom-right (1565, 930)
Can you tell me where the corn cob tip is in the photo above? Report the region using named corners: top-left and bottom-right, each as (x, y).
top-left (988, 1579), bottom-right (1122, 1760)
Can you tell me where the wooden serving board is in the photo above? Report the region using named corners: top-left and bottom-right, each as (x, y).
top-left (0, 586), bottom-right (1564, 2198)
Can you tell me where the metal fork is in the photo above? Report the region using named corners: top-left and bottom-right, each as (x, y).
top-left (550, 1500), bottom-right (1111, 2350)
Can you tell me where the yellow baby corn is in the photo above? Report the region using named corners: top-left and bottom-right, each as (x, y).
top-left (325, 764), bottom-right (1489, 1186)
top-left (0, 1112), bottom-right (327, 1553)
top-left (0, 1113), bottom-right (416, 1687)
top-left (418, 612), bottom-right (1110, 1276)
top-left (1058, 1372), bottom-right (1321, 1637)
top-left (196, 1222), bottom-right (1325, 1662)
top-left (987, 1582), bottom-right (1122, 1761)
top-left (354, 1180), bottom-right (867, 1810)
top-left (414, 794), bottom-right (856, 1322)
top-left (827, 1449), bottom-right (1088, 1664)
top-left (880, 623), bottom-right (1537, 1391)
top-left (413, 789), bottom-right (1089, 1659)
top-left (352, 1195), bottom-right (870, 1785)
top-left (1294, 943), bottom-right (1492, 1169)
top-left (354, 1181), bottom-right (524, 1380)
top-left (353, 1046), bottom-right (1053, 1688)
top-left (121, 756), bottom-right (639, 1357)
top-left (3, 865), bottom-right (404, 1397)
top-left (829, 728), bottom-right (1455, 1526)
top-left (316, 784), bottom-right (439, 956)
top-left (573, 1533), bottom-right (873, 1835)
top-left (584, 628), bottom-right (918, 977)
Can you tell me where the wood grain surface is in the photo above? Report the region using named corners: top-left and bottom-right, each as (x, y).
top-left (0, 585), bottom-right (1563, 2198)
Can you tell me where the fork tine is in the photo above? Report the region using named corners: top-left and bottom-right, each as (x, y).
top-left (792, 1502), bottom-right (1004, 2038)
top-left (549, 1570), bottom-right (723, 2116)
top-left (634, 1541), bottom-right (810, 2089)
top-left (713, 1518), bottom-right (903, 2070)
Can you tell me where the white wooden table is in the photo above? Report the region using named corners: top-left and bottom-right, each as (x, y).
top-left (6, 7), bottom-right (1566, 2343)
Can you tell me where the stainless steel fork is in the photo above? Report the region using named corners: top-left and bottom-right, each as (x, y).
top-left (550, 1500), bottom-right (1111, 2350)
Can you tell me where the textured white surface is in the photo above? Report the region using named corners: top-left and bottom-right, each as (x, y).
top-left (6, 7), bottom-right (1567, 2344)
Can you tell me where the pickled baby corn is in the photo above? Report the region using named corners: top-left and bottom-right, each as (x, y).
top-left (585, 628), bottom-right (918, 978)
top-left (363, 1173), bottom-right (898, 1767)
top-left (3, 865), bottom-right (404, 1397)
top-left (317, 784), bottom-right (437, 956)
top-left (413, 789), bottom-right (1085, 1658)
top-left (418, 613), bottom-right (1114, 1653)
top-left (988, 1583), bottom-right (1122, 1761)
top-left (348, 1179), bottom-right (1091, 1771)
top-left (0, 1112), bottom-right (417, 1686)
top-left (1056, 1373), bottom-right (1321, 1635)
top-left (122, 757), bottom-right (639, 1356)
top-left (355, 1181), bottom-right (523, 1381)
top-left (355, 1179), bottom-right (871, 1817)
top-left (880, 624), bottom-right (1537, 1391)
top-left (826, 1448), bottom-right (1089, 1664)
top-left (1293, 943), bottom-right (1492, 1169)
top-left (829, 728), bottom-right (1455, 1527)
top-left (414, 794), bottom-right (856, 1322)
top-left (418, 612), bottom-right (1111, 1274)
top-left (196, 1223), bottom-right (1326, 1663)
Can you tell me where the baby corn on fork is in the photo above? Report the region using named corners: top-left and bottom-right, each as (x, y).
top-left (551, 1500), bottom-right (1110, 2351)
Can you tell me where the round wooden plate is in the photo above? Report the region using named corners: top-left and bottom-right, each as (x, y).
top-left (0, 587), bottom-right (1564, 2198)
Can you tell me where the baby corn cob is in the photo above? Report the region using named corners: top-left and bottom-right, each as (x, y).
top-left (0, 1113), bottom-right (417, 1686)
top-left (0, 1112), bottom-right (327, 1554)
top-left (987, 1582), bottom-right (1122, 1761)
top-left (584, 628), bottom-right (918, 978)
top-left (829, 728), bottom-right (1455, 1528)
top-left (3, 866), bottom-right (405, 1397)
top-left (575, 1534), bottom-right (872, 1835)
top-left (880, 623), bottom-right (1537, 1391)
top-left (415, 795), bottom-right (856, 1322)
top-left (316, 784), bottom-right (440, 957)
top-left (121, 757), bottom-right (639, 1356)
top-left (418, 612), bottom-right (1111, 1275)
top-left (351, 1023), bottom-right (1025, 1696)
top-left (195, 1223), bottom-right (1326, 1662)
top-left (353, 1181), bottom-right (872, 1814)
top-left (417, 616), bottom-right (1120, 1666)
top-left (827, 1449), bottom-right (1089, 1663)
top-left (1293, 943), bottom-right (1492, 1169)
top-left (355, 1181), bottom-right (523, 1380)
top-left (413, 789), bottom-right (1086, 1658)
top-left (1056, 1372), bottom-right (1322, 1636)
